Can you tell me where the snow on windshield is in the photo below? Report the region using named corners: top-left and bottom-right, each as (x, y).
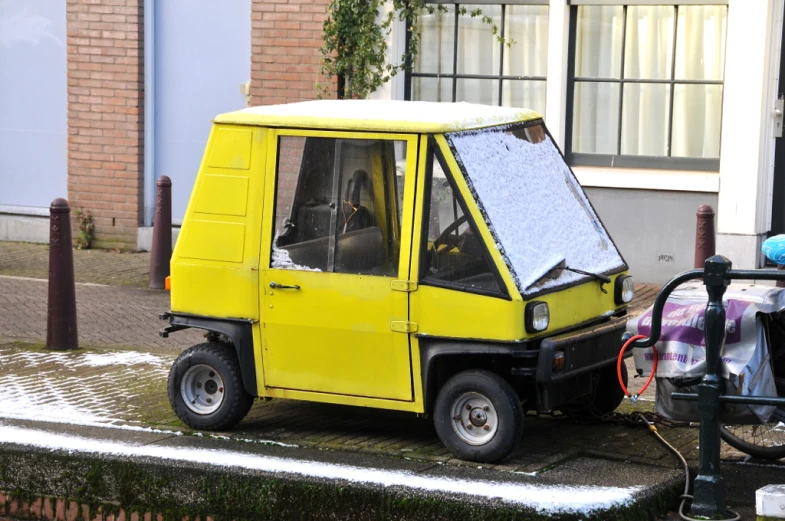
top-left (447, 127), bottom-right (626, 295)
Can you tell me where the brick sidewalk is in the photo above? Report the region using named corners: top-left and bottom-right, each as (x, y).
top-left (0, 242), bottom-right (150, 288)
top-left (0, 276), bottom-right (202, 352)
top-left (0, 241), bottom-right (773, 517)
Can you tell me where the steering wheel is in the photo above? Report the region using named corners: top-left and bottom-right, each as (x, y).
top-left (433, 215), bottom-right (469, 253)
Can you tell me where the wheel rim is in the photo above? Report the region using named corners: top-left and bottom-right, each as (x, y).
top-left (721, 408), bottom-right (785, 458)
top-left (180, 364), bottom-right (225, 415)
top-left (450, 392), bottom-right (498, 446)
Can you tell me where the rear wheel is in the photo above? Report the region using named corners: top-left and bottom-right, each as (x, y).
top-left (561, 363), bottom-right (627, 420)
top-left (433, 370), bottom-right (524, 463)
top-left (168, 342), bottom-right (254, 431)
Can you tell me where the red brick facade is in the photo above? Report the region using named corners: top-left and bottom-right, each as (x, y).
top-left (66, 0), bottom-right (145, 249)
top-left (250, 0), bottom-right (335, 106)
top-left (0, 491), bottom-right (216, 521)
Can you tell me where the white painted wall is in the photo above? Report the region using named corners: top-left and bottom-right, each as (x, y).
top-left (544, 0), bottom-right (570, 148)
top-left (716, 0), bottom-right (784, 268)
top-left (152, 0), bottom-right (251, 222)
top-left (0, 0), bottom-right (67, 210)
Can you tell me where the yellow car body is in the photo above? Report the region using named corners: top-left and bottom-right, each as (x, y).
top-left (162, 100), bottom-right (633, 462)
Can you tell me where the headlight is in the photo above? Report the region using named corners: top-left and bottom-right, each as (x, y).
top-left (615, 275), bottom-right (635, 304)
top-left (525, 301), bottom-right (550, 333)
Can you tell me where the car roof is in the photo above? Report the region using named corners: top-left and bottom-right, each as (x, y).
top-left (213, 100), bottom-right (542, 133)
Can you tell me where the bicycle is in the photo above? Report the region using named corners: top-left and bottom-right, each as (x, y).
top-left (719, 310), bottom-right (785, 459)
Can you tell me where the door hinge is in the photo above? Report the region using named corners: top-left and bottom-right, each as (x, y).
top-left (391, 321), bottom-right (418, 333)
top-left (391, 280), bottom-right (418, 292)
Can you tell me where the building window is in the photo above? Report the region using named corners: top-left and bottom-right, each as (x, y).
top-left (407, 2), bottom-right (549, 116)
top-left (568, 5), bottom-right (727, 171)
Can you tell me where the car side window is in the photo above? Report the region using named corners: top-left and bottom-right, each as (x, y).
top-left (272, 135), bottom-right (406, 276)
top-left (421, 145), bottom-right (503, 294)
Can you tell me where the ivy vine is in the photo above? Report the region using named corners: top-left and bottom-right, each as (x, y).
top-left (319, 0), bottom-right (512, 100)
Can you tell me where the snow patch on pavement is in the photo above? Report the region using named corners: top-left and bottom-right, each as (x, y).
top-left (0, 348), bottom-right (170, 428)
top-left (0, 425), bottom-right (642, 514)
top-left (73, 351), bottom-right (168, 368)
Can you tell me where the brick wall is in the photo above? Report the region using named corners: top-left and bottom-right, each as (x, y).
top-left (66, 0), bottom-right (144, 249)
top-left (0, 491), bottom-right (217, 521)
top-left (250, 0), bottom-right (335, 106)
top-left (275, 136), bottom-right (306, 234)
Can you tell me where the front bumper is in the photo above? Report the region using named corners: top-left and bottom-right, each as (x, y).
top-left (535, 314), bottom-right (630, 384)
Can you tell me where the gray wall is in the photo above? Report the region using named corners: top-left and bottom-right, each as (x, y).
top-left (584, 188), bottom-right (718, 284)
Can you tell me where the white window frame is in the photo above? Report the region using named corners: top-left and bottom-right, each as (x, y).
top-left (564, 2), bottom-right (728, 175)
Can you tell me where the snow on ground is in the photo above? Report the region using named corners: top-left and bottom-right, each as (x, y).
top-left (73, 351), bottom-right (167, 367)
top-left (0, 424), bottom-right (642, 515)
top-left (0, 348), bottom-right (169, 428)
top-left (448, 128), bottom-right (626, 295)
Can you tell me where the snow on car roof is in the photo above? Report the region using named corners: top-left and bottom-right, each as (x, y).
top-left (214, 100), bottom-right (542, 133)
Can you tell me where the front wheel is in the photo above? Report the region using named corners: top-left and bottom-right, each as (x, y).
top-left (168, 342), bottom-right (254, 431)
top-left (433, 370), bottom-right (524, 463)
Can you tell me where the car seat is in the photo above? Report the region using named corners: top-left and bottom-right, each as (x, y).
top-left (341, 169), bottom-right (373, 233)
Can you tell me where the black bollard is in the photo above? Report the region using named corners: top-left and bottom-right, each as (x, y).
top-left (694, 205), bottom-right (716, 269)
top-left (46, 198), bottom-right (78, 350)
top-left (690, 254), bottom-right (730, 518)
top-left (149, 175), bottom-right (172, 289)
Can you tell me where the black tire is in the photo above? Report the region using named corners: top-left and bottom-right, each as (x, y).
top-left (168, 341), bottom-right (254, 431)
top-left (720, 408), bottom-right (785, 459)
top-left (561, 363), bottom-right (627, 420)
top-left (433, 370), bottom-right (524, 463)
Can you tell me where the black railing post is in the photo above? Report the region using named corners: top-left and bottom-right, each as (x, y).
top-left (690, 254), bottom-right (731, 518)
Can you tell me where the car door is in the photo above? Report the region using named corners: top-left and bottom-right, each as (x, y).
top-left (259, 129), bottom-right (419, 401)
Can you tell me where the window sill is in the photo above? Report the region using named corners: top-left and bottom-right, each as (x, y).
top-left (571, 166), bottom-right (720, 193)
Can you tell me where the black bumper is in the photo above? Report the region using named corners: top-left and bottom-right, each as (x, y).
top-left (535, 315), bottom-right (631, 384)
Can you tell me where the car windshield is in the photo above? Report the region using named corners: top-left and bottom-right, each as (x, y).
top-left (446, 123), bottom-right (626, 296)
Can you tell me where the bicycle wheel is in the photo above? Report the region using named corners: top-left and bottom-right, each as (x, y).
top-left (720, 406), bottom-right (785, 459)
top-left (720, 314), bottom-right (785, 459)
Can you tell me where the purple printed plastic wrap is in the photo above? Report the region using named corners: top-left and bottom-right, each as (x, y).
top-left (627, 283), bottom-right (781, 422)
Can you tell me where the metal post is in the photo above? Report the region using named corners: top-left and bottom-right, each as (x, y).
top-left (46, 198), bottom-right (78, 351)
top-left (694, 204), bottom-right (715, 269)
top-left (689, 254), bottom-right (730, 518)
top-left (149, 175), bottom-right (172, 289)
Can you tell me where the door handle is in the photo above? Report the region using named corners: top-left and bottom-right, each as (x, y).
top-left (269, 282), bottom-right (300, 290)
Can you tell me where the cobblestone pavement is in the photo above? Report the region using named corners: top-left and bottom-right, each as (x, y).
top-left (0, 342), bottom-right (677, 467)
top-left (0, 241), bottom-right (772, 518)
top-left (0, 242), bottom-right (150, 288)
top-left (0, 275), bottom-right (202, 352)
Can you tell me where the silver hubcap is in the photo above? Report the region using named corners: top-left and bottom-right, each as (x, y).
top-left (450, 392), bottom-right (498, 446)
top-left (181, 364), bottom-right (225, 415)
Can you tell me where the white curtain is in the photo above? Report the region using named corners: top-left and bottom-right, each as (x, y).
top-left (414, 5), bottom-right (455, 102)
top-left (502, 5), bottom-right (549, 114)
top-left (414, 4), bottom-right (549, 115)
top-left (573, 5), bottom-right (726, 159)
top-left (455, 4), bottom-right (502, 106)
top-left (573, 6), bottom-right (624, 154)
top-left (671, 6), bottom-right (726, 158)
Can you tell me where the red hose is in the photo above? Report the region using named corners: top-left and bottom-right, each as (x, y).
top-left (617, 334), bottom-right (658, 402)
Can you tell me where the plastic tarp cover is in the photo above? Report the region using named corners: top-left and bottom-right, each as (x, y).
top-left (626, 283), bottom-right (780, 423)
